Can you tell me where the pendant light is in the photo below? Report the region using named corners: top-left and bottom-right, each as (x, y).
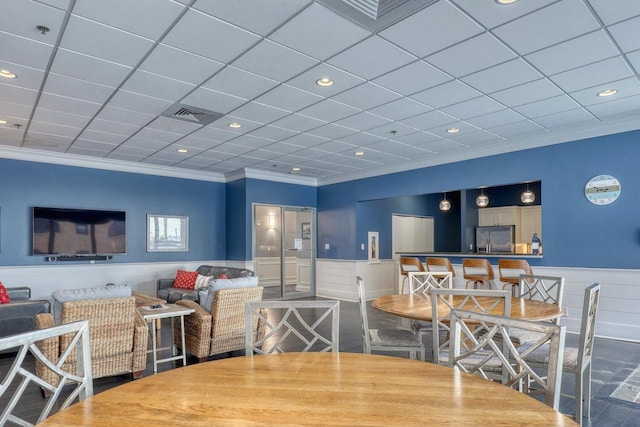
top-left (521, 183), bottom-right (535, 204)
top-left (476, 188), bottom-right (489, 208)
top-left (439, 192), bottom-right (451, 211)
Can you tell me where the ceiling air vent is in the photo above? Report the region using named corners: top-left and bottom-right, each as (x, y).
top-left (161, 103), bottom-right (224, 127)
top-left (316, 0), bottom-right (437, 32)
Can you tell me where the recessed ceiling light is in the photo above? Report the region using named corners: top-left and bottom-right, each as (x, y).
top-left (228, 122), bottom-right (242, 129)
top-left (354, 151), bottom-right (365, 156)
top-left (316, 77), bottom-right (334, 87)
top-left (597, 89), bottom-right (617, 97)
top-left (177, 148), bottom-right (188, 153)
top-left (496, 0), bottom-right (518, 4)
top-left (291, 167), bottom-right (301, 172)
top-left (0, 69), bottom-right (17, 79)
top-left (447, 127), bottom-right (460, 133)
top-left (0, 120), bottom-right (7, 124)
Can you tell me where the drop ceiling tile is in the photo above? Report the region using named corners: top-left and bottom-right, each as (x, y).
top-left (306, 123), bottom-right (357, 139)
top-left (248, 125), bottom-right (298, 141)
top-left (525, 30), bottom-right (619, 76)
top-left (159, 144), bottom-right (206, 156)
top-left (392, 131), bottom-right (442, 146)
top-left (0, 83), bottom-right (38, 105)
top-left (179, 135), bottom-right (222, 150)
top-left (31, 108), bottom-right (93, 128)
top-left (230, 102), bottom-right (290, 124)
top-left (198, 149), bottom-right (236, 161)
top-left (207, 115), bottom-right (264, 133)
top-left (72, 139), bottom-right (118, 151)
top-left (108, 90), bottom-right (173, 115)
top-left (338, 132), bottom-right (385, 146)
top-left (44, 73), bottom-right (115, 104)
top-left (270, 3), bottom-right (369, 60)
top-left (269, 114), bottom-right (325, 133)
top-left (334, 111), bottom-right (392, 132)
top-left (60, 15), bottom-right (154, 66)
top-left (311, 140), bottom-right (357, 154)
top-left (162, 9), bottom-right (260, 63)
top-left (50, 48), bottom-right (132, 87)
top-left (426, 121), bottom-right (480, 138)
top-left (37, 93), bottom-right (102, 117)
top-left (328, 36), bottom-right (415, 80)
top-left (627, 49), bottom-right (640, 72)
top-left (135, 127), bottom-right (182, 143)
top-left (24, 132), bottom-right (73, 150)
top-left (369, 98), bottom-right (431, 121)
top-left (461, 59), bottom-right (542, 94)
top-left (410, 80), bottom-right (481, 109)
top-left (445, 130), bottom-right (498, 147)
top-left (514, 95), bottom-right (581, 119)
top-left (491, 79), bottom-right (563, 107)
top-left (66, 146), bottom-right (110, 157)
top-left (399, 110), bottom-right (458, 130)
top-left (373, 60), bottom-right (453, 96)
top-left (35, 0), bottom-right (71, 11)
top-left (107, 152), bottom-right (148, 162)
top-left (233, 40), bottom-right (319, 82)
top-left (0, 127), bottom-right (26, 145)
top-left (193, 125), bottom-right (242, 142)
top-left (85, 118), bottom-right (141, 136)
top-left (124, 137), bottom-right (169, 150)
top-left (146, 116), bottom-right (201, 134)
top-left (209, 142), bottom-right (253, 156)
top-left (533, 108), bottom-right (597, 129)
top-left (29, 121), bottom-right (82, 138)
top-left (0, 62), bottom-right (45, 91)
top-left (466, 109), bottom-right (526, 129)
top-left (587, 93), bottom-right (640, 119)
top-left (241, 149), bottom-right (280, 161)
top-left (607, 16), bottom-right (640, 53)
top-left (226, 135), bottom-right (275, 149)
top-left (365, 140), bottom-right (427, 158)
top-left (202, 66), bottom-right (279, 100)
top-left (550, 57), bottom-right (634, 93)
top-left (0, 103), bottom-right (31, 122)
top-left (589, 0), bottom-right (640, 25)
top-left (263, 142), bottom-right (305, 155)
top-left (426, 33), bottom-right (516, 78)
top-left (180, 86), bottom-right (247, 114)
top-left (452, 0), bottom-right (557, 29)
top-left (331, 82), bottom-right (401, 110)
top-left (96, 106), bottom-right (156, 127)
top-left (298, 99), bottom-right (360, 122)
top-left (570, 77), bottom-right (640, 106)
top-left (347, 149), bottom-right (403, 163)
top-left (286, 63), bottom-right (365, 97)
top-left (140, 44), bottom-right (224, 85)
top-left (493, 0), bottom-right (600, 55)
top-left (488, 120), bottom-right (547, 138)
top-left (72, 0), bottom-right (184, 39)
top-left (380, 1), bottom-right (483, 57)
top-left (0, 33), bottom-right (55, 70)
top-left (193, 0), bottom-right (309, 36)
top-left (412, 138), bottom-right (458, 153)
top-left (122, 70), bottom-right (195, 102)
top-left (77, 129), bottom-right (129, 144)
top-left (255, 85), bottom-right (324, 113)
top-left (366, 122), bottom-right (420, 139)
top-left (441, 96), bottom-right (505, 120)
top-left (1, 0), bottom-right (65, 43)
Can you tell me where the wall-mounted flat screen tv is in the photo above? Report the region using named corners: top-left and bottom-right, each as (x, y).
top-left (32, 207), bottom-right (126, 255)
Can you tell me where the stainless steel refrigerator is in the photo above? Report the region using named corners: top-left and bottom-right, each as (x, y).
top-left (475, 225), bottom-right (515, 254)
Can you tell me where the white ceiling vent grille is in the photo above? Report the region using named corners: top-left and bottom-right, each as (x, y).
top-left (161, 104), bottom-right (224, 127)
top-left (317, 0), bottom-right (437, 32)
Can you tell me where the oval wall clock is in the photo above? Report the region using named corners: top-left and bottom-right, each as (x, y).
top-left (584, 174), bottom-right (621, 205)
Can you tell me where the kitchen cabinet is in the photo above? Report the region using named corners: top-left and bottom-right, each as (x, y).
top-left (478, 206), bottom-right (522, 242)
top-left (520, 206), bottom-right (542, 244)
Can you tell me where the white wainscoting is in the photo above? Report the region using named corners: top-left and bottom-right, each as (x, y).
top-left (316, 259), bottom-right (640, 343)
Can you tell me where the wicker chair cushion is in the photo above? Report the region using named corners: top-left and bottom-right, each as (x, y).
top-left (52, 284), bottom-right (131, 324)
top-left (200, 277), bottom-right (259, 311)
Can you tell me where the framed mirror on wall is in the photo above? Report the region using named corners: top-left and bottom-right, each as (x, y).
top-left (146, 214), bottom-right (189, 252)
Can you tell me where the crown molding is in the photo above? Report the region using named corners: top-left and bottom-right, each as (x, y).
top-left (225, 167), bottom-right (317, 186)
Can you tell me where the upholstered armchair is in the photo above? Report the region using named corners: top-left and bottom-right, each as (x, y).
top-left (175, 286), bottom-right (264, 362)
top-left (34, 296), bottom-right (148, 389)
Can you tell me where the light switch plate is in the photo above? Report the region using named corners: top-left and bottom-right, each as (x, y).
top-left (324, 243), bottom-right (330, 250)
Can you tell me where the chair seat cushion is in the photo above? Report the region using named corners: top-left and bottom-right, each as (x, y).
top-left (52, 284), bottom-right (131, 324)
top-left (521, 343), bottom-right (579, 369)
top-left (369, 328), bottom-right (422, 347)
top-left (200, 277), bottom-right (259, 311)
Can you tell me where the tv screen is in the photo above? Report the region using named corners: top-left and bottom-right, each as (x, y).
top-left (32, 207), bottom-right (126, 255)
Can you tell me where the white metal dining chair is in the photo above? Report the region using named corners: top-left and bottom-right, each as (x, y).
top-left (356, 276), bottom-right (425, 361)
top-left (449, 309), bottom-right (566, 410)
top-left (408, 271), bottom-right (453, 343)
top-left (430, 288), bottom-right (511, 365)
top-left (0, 320), bottom-right (93, 426)
top-left (525, 283), bottom-right (601, 425)
top-left (244, 300), bottom-right (340, 355)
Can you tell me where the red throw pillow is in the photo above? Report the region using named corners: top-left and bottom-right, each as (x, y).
top-left (0, 283), bottom-right (10, 304)
top-left (219, 273), bottom-right (228, 279)
top-left (174, 270), bottom-right (198, 289)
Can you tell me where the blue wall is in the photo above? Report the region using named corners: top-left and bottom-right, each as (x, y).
top-left (317, 130), bottom-right (640, 269)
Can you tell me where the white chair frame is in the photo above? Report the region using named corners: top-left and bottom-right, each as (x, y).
top-left (408, 271), bottom-right (453, 294)
top-left (449, 309), bottom-right (566, 410)
top-left (245, 300), bottom-right (340, 355)
top-left (357, 276), bottom-right (425, 361)
top-left (518, 275), bottom-right (565, 320)
top-left (0, 320), bottom-right (93, 426)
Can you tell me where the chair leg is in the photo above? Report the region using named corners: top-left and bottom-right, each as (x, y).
top-left (575, 369), bottom-right (583, 425)
top-left (583, 363), bottom-right (592, 419)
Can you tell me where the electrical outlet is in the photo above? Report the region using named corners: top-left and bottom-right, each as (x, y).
top-left (361, 243), bottom-right (365, 250)
top-left (324, 243), bottom-right (330, 250)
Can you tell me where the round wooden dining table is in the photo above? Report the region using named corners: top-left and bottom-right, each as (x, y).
top-left (371, 293), bottom-right (564, 322)
top-left (39, 352), bottom-right (576, 426)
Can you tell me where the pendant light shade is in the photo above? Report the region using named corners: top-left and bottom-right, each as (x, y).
top-left (476, 188), bottom-right (489, 207)
top-left (439, 193), bottom-right (451, 211)
top-left (521, 183), bottom-right (535, 204)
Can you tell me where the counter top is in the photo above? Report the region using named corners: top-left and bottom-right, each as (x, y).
top-left (398, 252), bottom-right (543, 259)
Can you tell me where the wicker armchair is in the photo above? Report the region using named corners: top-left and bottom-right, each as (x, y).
top-left (175, 286), bottom-right (264, 362)
top-left (34, 297), bottom-right (148, 390)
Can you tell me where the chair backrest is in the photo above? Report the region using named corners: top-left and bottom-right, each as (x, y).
top-left (426, 257), bottom-right (456, 277)
top-left (577, 283), bottom-right (601, 368)
top-left (0, 320), bottom-right (93, 426)
top-left (210, 286), bottom-right (264, 346)
top-left (449, 309), bottom-right (566, 410)
top-left (245, 300), bottom-right (340, 355)
top-left (356, 276), bottom-right (372, 354)
top-left (498, 259), bottom-right (534, 283)
top-left (408, 271), bottom-right (453, 294)
top-left (462, 258), bottom-right (495, 280)
top-left (518, 275), bottom-right (565, 324)
top-left (431, 288), bottom-right (511, 364)
top-left (399, 257), bottom-right (425, 276)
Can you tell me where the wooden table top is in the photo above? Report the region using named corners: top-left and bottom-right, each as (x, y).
top-left (40, 352), bottom-right (576, 426)
top-left (372, 293), bottom-right (563, 322)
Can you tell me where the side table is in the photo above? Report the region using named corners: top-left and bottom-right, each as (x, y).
top-left (137, 304), bottom-right (195, 374)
